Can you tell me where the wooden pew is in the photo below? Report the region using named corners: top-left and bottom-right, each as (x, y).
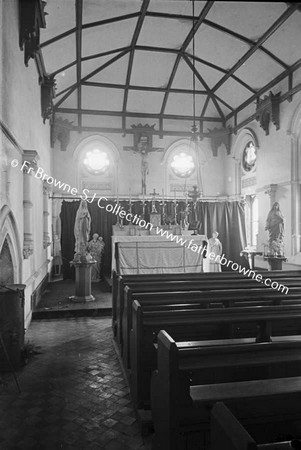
top-left (114, 272), bottom-right (253, 339)
top-left (131, 302), bottom-right (301, 410)
top-left (112, 269), bottom-right (301, 334)
top-left (210, 402), bottom-right (301, 450)
top-left (117, 276), bottom-right (301, 349)
top-left (151, 331), bottom-right (301, 450)
top-left (121, 287), bottom-right (301, 369)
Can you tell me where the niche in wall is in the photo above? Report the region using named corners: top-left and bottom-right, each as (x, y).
top-left (0, 238), bottom-right (14, 285)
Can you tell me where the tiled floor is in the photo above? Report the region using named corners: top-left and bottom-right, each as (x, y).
top-left (0, 317), bottom-right (152, 450)
top-left (33, 279), bottom-right (112, 319)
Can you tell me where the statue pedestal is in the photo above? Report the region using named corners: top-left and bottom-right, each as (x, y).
top-left (264, 256), bottom-right (287, 271)
top-left (70, 255), bottom-right (96, 302)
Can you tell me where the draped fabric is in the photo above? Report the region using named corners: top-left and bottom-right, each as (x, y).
top-left (60, 200), bottom-right (115, 279)
top-left (60, 199), bottom-right (247, 278)
top-left (196, 201), bottom-right (247, 271)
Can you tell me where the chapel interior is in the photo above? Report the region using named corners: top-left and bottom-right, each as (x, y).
top-left (1, 1), bottom-right (301, 449)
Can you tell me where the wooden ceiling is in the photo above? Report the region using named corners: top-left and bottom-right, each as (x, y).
top-left (37, 0), bottom-right (301, 138)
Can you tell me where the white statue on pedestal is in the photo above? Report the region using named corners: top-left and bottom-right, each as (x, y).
top-left (74, 200), bottom-right (91, 255)
top-left (88, 234), bottom-right (105, 281)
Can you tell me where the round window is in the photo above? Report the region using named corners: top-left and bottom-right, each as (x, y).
top-left (170, 152), bottom-right (195, 178)
top-left (83, 148), bottom-right (110, 175)
top-left (242, 141), bottom-right (256, 172)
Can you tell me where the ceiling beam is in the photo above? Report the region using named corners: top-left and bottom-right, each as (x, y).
top-left (160, 1), bottom-right (214, 117)
top-left (51, 60), bottom-right (77, 77)
top-left (40, 27), bottom-right (76, 49)
top-left (145, 11), bottom-right (288, 69)
top-left (53, 48), bottom-right (130, 109)
top-left (226, 58), bottom-right (301, 121)
top-left (186, 51), bottom-right (257, 94)
top-left (55, 107), bottom-right (224, 122)
top-left (51, 47), bottom-right (131, 77)
top-left (81, 46), bottom-right (130, 63)
top-left (135, 45), bottom-right (256, 94)
top-left (183, 54), bottom-right (225, 122)
top-left (231, 81), bottom-right (301, 134)
top-left (82, 12), bottom-right (140, 30)
top-left (70, 125), bottom-right (213, 138)
top-left (40, 13), bottom-right (140, 49)
top-left (201, 96), bottom-right (210, 117)
top-left (81, 81), bottom-right (207, 95)
top-left (212, 3), bottom-right (300, 94)
top-left (203, 19), bottom-right (288, 70)
top-left (122, 0), bottom-right (150, 134)
top-left (75, 0), bottom-right (83, 128)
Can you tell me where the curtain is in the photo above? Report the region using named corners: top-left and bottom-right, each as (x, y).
top-left (60, 200), bottom-right (115, 279)
top-left (60, 199), bottom-right (247, 278)
top-left (196, 201), bottom-right (247, 270)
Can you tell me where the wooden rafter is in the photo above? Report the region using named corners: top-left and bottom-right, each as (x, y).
top-left (203, 19), bottom-right (289, 70)
top-left (37, 0), bottom-right (301, 139)
top-left (53, 49), bottom-right (130, 109)
top-left (212, 3), bottom-right (299, 94)
top-left (183, 54), bottom-right (225, 122)
top-left (40, 27), bottom-right (76, 49)
top-left (51, 47), bottom-right (131, 77)
top-left (135, 45), bottom-right (256, 94)
top-left (201, 96), bottom-right (210, 117)
top-left (160, 1), bottom-right (214, 117)
top-left (122, 0), bottom-right (150, 134)
top-left (226, 59), bottom-right (301, 122)
top-left (40, 13), bottom-right (140, 49)
top-left (146, 12), bottom-right (288, 69)
top-left (82, 12), bottom-right (140, 30)
top-left (82, 81), bottom-right (207, 95)
top-left (55, 107), bottom-right (224, 122)
top-left (75, 0), bottom-right (83, 128)
top-left (69, 125), bottom-right (213, 138)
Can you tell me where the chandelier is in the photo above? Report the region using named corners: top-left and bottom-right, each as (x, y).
top-left (188, 0), bottom-right (204, 196)
top-left (191, 0), bottom-right (198, 143)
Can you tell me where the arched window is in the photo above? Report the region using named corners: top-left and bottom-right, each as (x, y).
top-left (162, 139), bottom-right (203, 197)
top-left (74, 135), bottom-right (120, 197)
top-left (82, 147), bottom-right (110, 176)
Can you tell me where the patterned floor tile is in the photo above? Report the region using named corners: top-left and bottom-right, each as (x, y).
top-left (0, 317), bottom-right (152, 449)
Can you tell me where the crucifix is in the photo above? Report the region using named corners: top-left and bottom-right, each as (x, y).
top-left (128, 188), bottom-right (132, 215)
top-left (187, 185), bottom-right (202, 223)
top-left (161, 189), bottom-right (166, 225)
top-left (173, 190), bottom-right (178, 225)
top-left (150, 188), bottom-right (159, 213)
top-left (123, 124), bottom-right (163, 196)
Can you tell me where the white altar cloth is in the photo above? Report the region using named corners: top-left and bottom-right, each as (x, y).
top-left (112, 235), bottom-right (207, 274)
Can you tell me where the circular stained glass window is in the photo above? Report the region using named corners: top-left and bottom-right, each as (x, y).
top-left (83, 148), bottom-right (110, 175)
top-left (242, 141), bottom-right (256, 172)
top-left (170, 152), bottom-right (195, 178)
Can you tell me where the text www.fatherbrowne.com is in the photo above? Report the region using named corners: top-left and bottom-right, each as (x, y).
top-left (155, 227), bottom-right (289, 294)
top-left (14, 159), bottom-right (289, 295)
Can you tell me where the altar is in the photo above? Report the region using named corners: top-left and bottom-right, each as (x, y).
top-left (112, 233), bottom-right (207, 275)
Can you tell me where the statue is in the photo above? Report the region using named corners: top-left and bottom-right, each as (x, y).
top-left (74, 200), bottom-right (91, 255)
top-left (208, 231), bottom-right (222, 272)
top-left (87, 234), bottom-right (105, 281)
top-left (265, 201), bottom-right (284, 255)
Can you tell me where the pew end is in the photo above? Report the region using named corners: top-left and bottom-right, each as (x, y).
top-left (211, 402), bottom-right (301, 450)
top-left (211, 402), bottom-right (257, 450)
